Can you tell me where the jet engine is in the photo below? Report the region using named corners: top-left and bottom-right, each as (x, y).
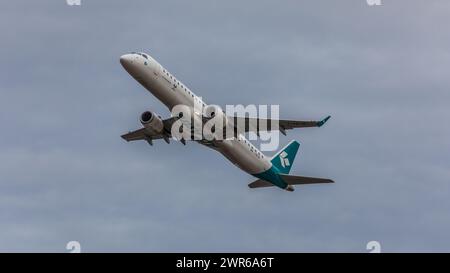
top-left (140, 111), bottom-right (164, 133)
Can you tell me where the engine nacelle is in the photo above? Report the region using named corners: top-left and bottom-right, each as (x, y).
top-left (140, 111), bottom-right (164, 134)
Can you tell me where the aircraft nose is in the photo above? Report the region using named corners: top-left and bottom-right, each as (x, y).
top-left (120, 54), bottom-right (134, 68)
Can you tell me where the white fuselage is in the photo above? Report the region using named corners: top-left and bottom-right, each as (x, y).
top-left (120, 52), bottom-right (272, 175)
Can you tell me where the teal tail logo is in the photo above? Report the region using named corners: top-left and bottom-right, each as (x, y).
top-left (279, 151), bottom-right (290, 168)
top-left (271, 140), bottom-right (300, 174)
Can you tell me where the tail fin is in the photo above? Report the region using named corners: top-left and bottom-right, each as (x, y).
top-left (271, 140), bottom-right (300, 174)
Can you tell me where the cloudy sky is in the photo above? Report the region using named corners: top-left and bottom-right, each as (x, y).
top-left (1, 0), bottom-right (449, 252)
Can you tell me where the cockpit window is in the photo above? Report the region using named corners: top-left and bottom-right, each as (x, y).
top-left (129, 52), bottom-right (148, 59)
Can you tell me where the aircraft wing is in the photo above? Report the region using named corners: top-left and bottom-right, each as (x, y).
top-left (121, 117), bottom-right (177, 144)
top-left (121, 128), bottom-right (164, 142)
top-left (229, 115), bottom-right (330, 135)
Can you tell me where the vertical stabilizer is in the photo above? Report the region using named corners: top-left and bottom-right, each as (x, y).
top-left (270, 140), bottom-right (300, 174)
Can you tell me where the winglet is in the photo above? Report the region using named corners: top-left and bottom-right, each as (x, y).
top-left (317, 115), bottom-right (331, 127)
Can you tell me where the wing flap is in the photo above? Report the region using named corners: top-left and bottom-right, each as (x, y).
top-left (121, 128), bottom-right (148, 142)
top-left (121, 128), bottom-right (165, 142)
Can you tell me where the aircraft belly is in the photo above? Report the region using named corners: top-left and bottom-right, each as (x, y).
top-left (216, 139), bottom-right (266, 174)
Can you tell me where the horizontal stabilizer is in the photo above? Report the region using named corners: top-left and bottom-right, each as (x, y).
top-left (248, 179), bottom-right (273, 188)
top-left (248, 175), bottom-right (334, 189)
top-left (279, 174), bottom-right (334, 185)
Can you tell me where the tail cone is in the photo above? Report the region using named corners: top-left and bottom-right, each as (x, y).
top-left (285, 185), bottom-right (295, 192)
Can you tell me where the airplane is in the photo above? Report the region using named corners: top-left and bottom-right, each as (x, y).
top-left (119, 52), bottom-right (333, 191)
